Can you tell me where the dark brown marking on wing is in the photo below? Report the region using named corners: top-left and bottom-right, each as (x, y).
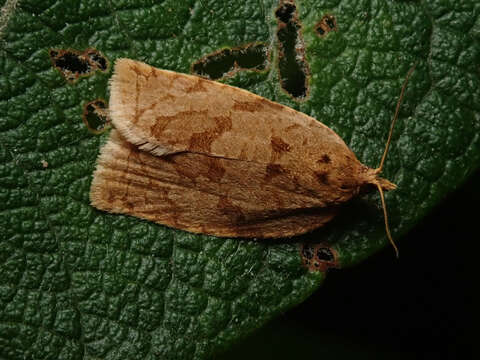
top-left (171, 158), bottom-right (199, 184)
top-left (189, 115), bottom-right (233, 152)
top-left (232, 99), bottom-right (263, 112)
top-left (129, 63), bottom-right (154, 80)
top-left (157, 188), bottom-right (180, 227)
top-left (186, 78), bottom-right (208, 93)
top-left (205, 157), bottom-right (226, 182)
top-left (150, 114), bottom-right (176, 137)
top-left (315, 171), bottom-right (329, 185)
top-left (265, 163), bottom-right (288, 181)
top-left (259, 97), bottom-right (285, 111)
top-left (318, 154), bottom-right (331, 164)
top-left (150, 110), bottom-right (209, 138)
top-left (161, 153), bottom-right (177, 164)
top-left (285, 123), bottom-right (302, 132)
top-left (136, 101), bottom-right (157, 122)
top-left (129, 63), bottom-right (158, 124)
top-left (217, 197), bottom-right (246, 224)
top-left (271, 136), bottom-right (291, 154)
top-left (239, 146), bottom-right (249, 160)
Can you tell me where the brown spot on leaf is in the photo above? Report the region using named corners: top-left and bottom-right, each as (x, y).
top-left (315, 14), bottom-right (337, 37)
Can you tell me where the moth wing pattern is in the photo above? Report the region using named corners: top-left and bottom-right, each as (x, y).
top-left (91, 59), bottom-right (373, 238)
top-left (110, 59), bottom-right (350, 164)
top-left (91, 130), bottom-right (337, 237)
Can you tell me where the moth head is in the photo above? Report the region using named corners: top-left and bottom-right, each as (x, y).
top-left (367, 170), bottom-right (397, 191)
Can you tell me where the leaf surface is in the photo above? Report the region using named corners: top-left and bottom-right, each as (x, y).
top-left (0, 0), bottom-right (479, 359)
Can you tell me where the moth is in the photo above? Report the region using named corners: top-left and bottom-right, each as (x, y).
top-left (90, 59), bottom-right (414, 256)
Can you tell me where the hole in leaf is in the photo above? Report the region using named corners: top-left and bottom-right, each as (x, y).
top-left (82, 99), bottom-right (110, 134)
top-left (51, 51), bottom-right (90, 74)
top-left (85, 49), bottom-right (108, 71)
top-left (274, 1), bottom-right (296, 23)
top-left (275, 0), bottom-right (310, 100)
top-left (49, 48), bottom-right (109, 83)
top-left (301, 244), bottom-right (315, 260)
top-left (192, 42), bottom-right (269, 80)
top-left (315, 14), bottom-right (337, 37)
top-left (316, 246), bottom-right (335, 262)
top-left (301, 243), bottom-right (339, 272)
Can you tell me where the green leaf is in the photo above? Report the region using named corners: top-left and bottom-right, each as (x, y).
top-left (1, 0), bottom-right (479, 359)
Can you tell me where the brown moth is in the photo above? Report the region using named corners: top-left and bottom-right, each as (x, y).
top-left (90, 59), bottom-right (414, 256)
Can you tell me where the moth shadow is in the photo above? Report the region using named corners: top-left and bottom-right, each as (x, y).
top-left (259, 196), bottom-right (380, 246)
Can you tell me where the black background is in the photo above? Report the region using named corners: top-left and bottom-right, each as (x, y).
top-left (219, 170), bottom-right (476, 359)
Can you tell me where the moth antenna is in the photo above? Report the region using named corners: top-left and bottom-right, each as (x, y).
top-left (373, 64), bottom-right (416, 257)
top-left (376, 63), bottom-right (417, 173)
top-left (375, 182), bottom-right (399, 258)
